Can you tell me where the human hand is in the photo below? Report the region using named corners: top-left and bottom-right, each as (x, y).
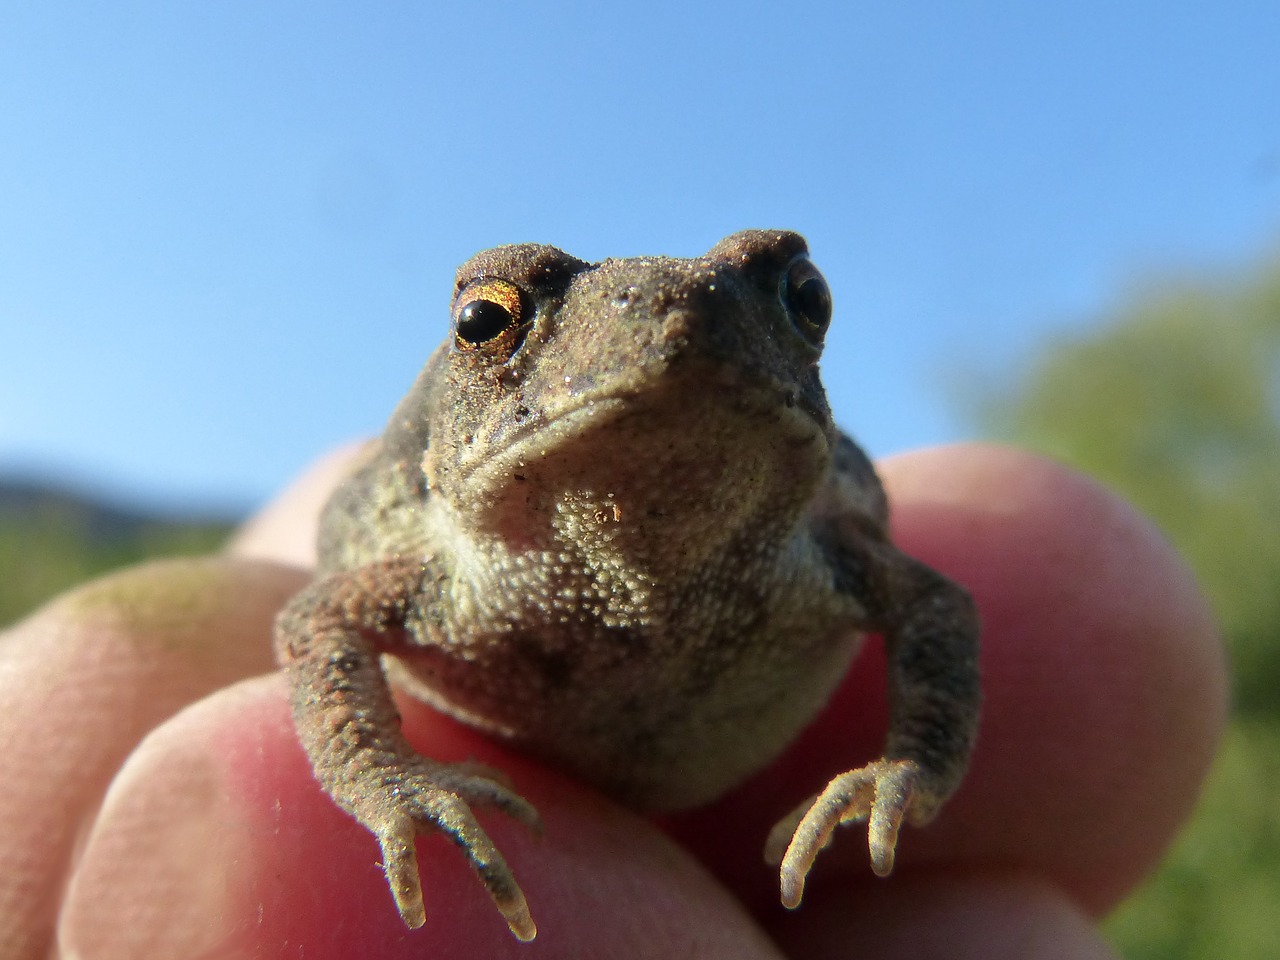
top-left (0, 444), bottom-right (1226, 958)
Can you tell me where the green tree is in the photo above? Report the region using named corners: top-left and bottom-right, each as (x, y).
top-left (970, 250), bottom-right (1280, 959)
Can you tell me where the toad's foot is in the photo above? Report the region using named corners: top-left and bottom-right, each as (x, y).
top-left (356, 758), bottom-right (541, 940)
top-left (764, 758), bottom-right (925, 909)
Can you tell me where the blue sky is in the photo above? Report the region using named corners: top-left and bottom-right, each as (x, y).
top-left (2, 1), bottom-right (1278, 514)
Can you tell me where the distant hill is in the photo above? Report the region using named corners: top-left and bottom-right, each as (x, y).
top-left (0, 476), bottom-right (237, 627)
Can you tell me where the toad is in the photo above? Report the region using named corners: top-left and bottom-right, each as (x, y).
top-left (274, 230), bottom-right (980, 941)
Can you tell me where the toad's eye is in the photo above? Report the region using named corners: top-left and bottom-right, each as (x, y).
top-left (452, 278), bottom-right (529, 356)
top-left (781, 257), bottom-right (832, 346)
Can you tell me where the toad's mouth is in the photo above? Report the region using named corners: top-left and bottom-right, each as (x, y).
top-left (468, 366), bottom-right (825, 481)
top-left (442, 367), bottom-right (832, 550)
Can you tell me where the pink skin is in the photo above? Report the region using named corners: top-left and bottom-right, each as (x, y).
top-left (0, 444), bottom-right (1226, 959)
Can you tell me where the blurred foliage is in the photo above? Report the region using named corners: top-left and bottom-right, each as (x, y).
top-left (1107, 721), bottom-right (1280, 959)
top-left (970, 250), bottom-right (1280, 958)
top-left (0, 485), bottom-right (233, 627)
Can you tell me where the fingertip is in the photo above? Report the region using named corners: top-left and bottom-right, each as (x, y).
top-left (882, 443), bottom-right (1228, 908)
top-left (229, 442), bottom-right (372, 567)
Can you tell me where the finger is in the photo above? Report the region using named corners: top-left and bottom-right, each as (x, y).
top-left (0, 557), bottom-right (305, 960)
top-left (228, 443), bottom-right (370, 567)
top-left (882, 445), bottom-right (1227, 906)
top-left (665, 444), bottom-right (1227, 921)
top-left (775, 874), bottom-right (1122, 960)
top-left (60, 672), bottom-right (786, 960)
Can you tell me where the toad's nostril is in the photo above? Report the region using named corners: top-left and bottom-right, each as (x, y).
top-left (611, 285), bottom-right (640, 308)
top-left (660, 309), bottom-right (696, 346)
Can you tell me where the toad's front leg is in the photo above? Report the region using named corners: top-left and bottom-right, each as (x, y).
top-left (767, 540), bottom-right (980, 907)
top-left (274, 558), bottom-right (541, 940)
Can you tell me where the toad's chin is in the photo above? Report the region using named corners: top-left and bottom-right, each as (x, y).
top-left (445, 375), bottom-right (832, 556)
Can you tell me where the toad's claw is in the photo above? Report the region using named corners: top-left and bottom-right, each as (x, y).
top-left (766, 758), bottom-right (922, 909)
top-left (377, 815), bottom-right (536, 940)
top-left (380, 833), bottom-right (427, 928)
top-left (359, 762), bottom-right (541, 940)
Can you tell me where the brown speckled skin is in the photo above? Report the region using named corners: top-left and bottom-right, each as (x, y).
top-left (275, 230), bottom-right (980, 940)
